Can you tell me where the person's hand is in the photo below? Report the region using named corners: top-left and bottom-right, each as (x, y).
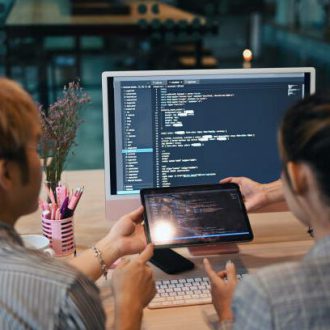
top-left (111, 244), bottom-right (156, 330)
top-left (220, 177), bottom-right (270, 211)
top-left (105, 206), bottom-right (147, 260)
top-left (203, 258), bottom-right (237, 321)
top-left (68, 207), bottom-right (148, 282)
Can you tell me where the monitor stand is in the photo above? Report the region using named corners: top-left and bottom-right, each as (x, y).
top-left (150, 248), bottom-right (195, 274)
top-left (188, 243), bottom-right (239, 256)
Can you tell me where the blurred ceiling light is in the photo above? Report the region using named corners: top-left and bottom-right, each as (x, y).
top-left (242, 49), bottom-right (253, 62)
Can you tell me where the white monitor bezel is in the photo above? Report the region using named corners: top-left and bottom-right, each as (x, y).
top-left (102, 67), bottom-right (315, 221)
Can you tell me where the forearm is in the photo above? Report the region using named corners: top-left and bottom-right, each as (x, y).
top-left (264, 179), bottom-right (286, 205)
top-left (68, 238), bottom-right (120, 281)
top-left (218, 320), bottom-right (233, 330)
top-left (114, 303), bottom-right (143, 330)
top-left (215, 298), bottom-right (234, 330)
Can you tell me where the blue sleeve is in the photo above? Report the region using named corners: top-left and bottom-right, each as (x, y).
top-left (231, 276), bottom-right (273, 330)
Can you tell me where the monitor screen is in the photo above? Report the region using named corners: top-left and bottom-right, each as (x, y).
top-left (102, 68), bottom-right (315, 221)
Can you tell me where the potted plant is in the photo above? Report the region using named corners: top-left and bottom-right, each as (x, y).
top-left (39, 81), bottom-right (91, 189)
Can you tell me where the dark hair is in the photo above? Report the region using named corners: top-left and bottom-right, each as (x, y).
top-left (279, 94), bottom-right (330, 202)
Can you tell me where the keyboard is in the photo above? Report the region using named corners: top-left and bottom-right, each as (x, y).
top-left (149, 274), bottom-right (248, 309)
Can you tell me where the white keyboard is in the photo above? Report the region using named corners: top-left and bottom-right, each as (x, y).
top-left (149, 274), bottom-right (247, 309)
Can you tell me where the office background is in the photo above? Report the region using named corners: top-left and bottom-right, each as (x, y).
top-left (1, 0), bottom-right (330, 171)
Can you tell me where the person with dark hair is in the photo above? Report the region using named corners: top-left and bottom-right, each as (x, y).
top-left (204, 94), bottom-right (330, 329)
top-left (0, 78), bottom-right (156, 329)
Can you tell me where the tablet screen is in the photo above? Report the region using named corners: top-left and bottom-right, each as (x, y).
top-left (140, 183), bottom-right (253, 248)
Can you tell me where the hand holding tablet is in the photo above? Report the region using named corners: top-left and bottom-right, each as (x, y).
top-left (140, 183), bottom-right (253, 274)
top-left (140, 183), bottom-right (253, 248)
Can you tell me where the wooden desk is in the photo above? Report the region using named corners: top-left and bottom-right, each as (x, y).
top-left (16, 169), bottom-right (314, 330)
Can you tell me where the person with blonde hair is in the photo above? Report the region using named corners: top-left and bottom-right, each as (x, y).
top-left (0, 77), bottom-right (156, 329)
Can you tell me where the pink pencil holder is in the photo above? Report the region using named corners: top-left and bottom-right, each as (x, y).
top-left (41, 216), bottom-right (75, 257)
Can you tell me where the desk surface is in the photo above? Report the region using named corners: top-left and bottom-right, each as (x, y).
top-left (16, 169), bottom-right (314, 330)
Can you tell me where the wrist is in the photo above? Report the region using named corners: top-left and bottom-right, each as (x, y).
top-left (218, 309), bottom-right (233, 322)
top-left (91, 245), bottom-right (109, 280)
top-left (264, 180), bottom-right (284, 205)
top-left (114, 301), bottom-right (143, 330)
top-left (96, 237), bottom-right (120, 266)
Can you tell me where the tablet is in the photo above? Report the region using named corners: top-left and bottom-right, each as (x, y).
top-left (140, 183), bottom-right (253, 248)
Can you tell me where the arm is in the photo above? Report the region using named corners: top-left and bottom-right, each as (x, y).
top-left (231, 275), bottom-right (273, 330)
top-left (111, 244), bottom-right (156, 330)
top-left (220, 177), bottom-right (286, 212)
top-left (57, 275), bottom-right (106, 329)
top-left (204, 259), bottom-right (272, 330)
top-left (69, 206), bottom-right (147, 281)
top-left (203, 258), bottom-right (237, 323)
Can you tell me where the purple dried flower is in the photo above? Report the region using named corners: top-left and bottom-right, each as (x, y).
top-left (39, 81), bottom-right (91, 183)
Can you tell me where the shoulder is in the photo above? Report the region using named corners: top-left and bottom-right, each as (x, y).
top-left (230, 262), bottom-right (301, 329)
top-left (0, 245), bottom-right (104, 329)
top-left (2, 244), bottom-right (97, 291)
top-left (232, 258), bottom-right (330, 329)
top-left (242, 256), bottom-right (330, 295)
top-left (235, 261), bottom-right (301, 299)
top-left (233, 258), bottom-right (325, 310)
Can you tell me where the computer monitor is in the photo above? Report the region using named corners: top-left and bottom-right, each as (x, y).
top-left (102, 67), bottom-right (315, 222)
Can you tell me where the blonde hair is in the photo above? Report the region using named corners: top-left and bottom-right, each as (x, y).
top-left (0, 78), bottom-right (40, 182)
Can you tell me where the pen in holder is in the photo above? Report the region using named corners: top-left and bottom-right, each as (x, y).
top-left (40, 183), bottom-right (84, 257)
top-left (42, 216), bottom-right (75, 257)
